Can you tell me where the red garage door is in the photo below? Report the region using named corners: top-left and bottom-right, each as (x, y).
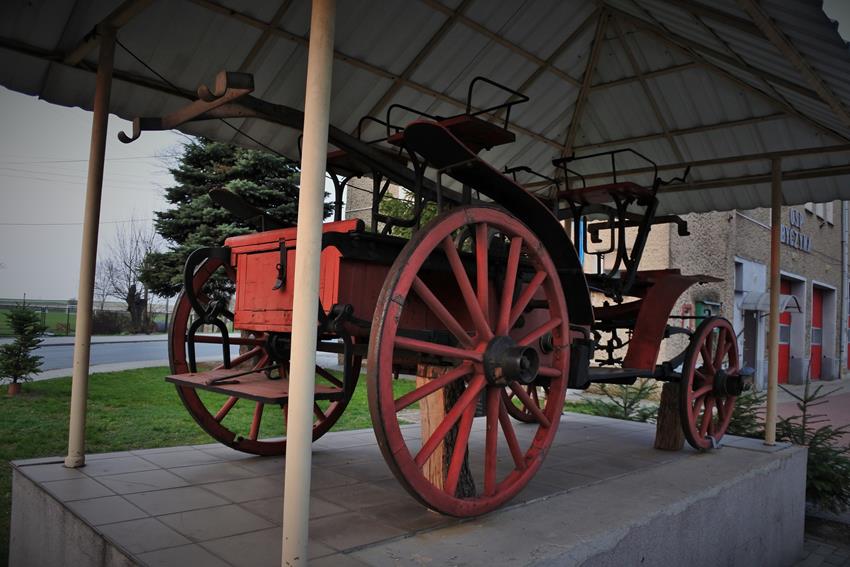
top-left (811, 287), bottom-right (823, 380)
top-left (779, 280), bottom-right (791, 384)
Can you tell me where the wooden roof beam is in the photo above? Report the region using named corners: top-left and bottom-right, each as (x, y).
top-left (359, 0), bottom-right (473, 135)
top-left (563, 11), bottom-right (610, 155)
top-left (614, 10), bottom-right (849, 143)
top-left (582, 143), bottom-right (850, 181)
top-left (189, 0), bottom-right (564, 150)
top-left (494, 8), bottom-right (600, 122)
top-left (420, 0), bottom-right (581, 87)
top-left (613, 8), bottom-right (820, 102)
top-left (660, 163), bottom-right (850, 194)
top-left (573, 112), bottom-right (786, 151)
top-left (611, 16), bottom-right (684, 162)
top-left (591, 62), bottom-right (698, 91)
top-left (238, 0), bottom-right (294, 73)
top-left (737, 0), bottom-right (850, 130)
top-left (63, 0), bottom-right (154, 65)
top-left (658, 0), bottom-right (761, 36)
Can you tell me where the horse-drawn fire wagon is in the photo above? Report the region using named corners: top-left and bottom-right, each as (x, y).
top-left (123, 71), bottom-right (751, 517)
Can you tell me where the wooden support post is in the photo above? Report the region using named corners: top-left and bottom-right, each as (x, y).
top-left (654, 382), bottom-right (684, 451)
top-left (765, 158), bottom-right (782, 446)
top-left (65, 26), bottom-right (116, 469)
top-left (416, 364), bottom-right (476, 497)
top-left (281, 0), bottom-right (335, 564)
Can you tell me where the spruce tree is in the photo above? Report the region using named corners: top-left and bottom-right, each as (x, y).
top-left (0, 306), bottom-right (46, 387)
top-left (141, 139), bottom-right (330, 297)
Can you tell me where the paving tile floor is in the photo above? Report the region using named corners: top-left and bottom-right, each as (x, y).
top-left (12, 414), bottom-right (750, 567)
top-left (795, 536), bottom-right (850, 567)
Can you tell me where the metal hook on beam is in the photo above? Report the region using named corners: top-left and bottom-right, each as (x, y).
top-left (118, 70), bottom-right (255, 143)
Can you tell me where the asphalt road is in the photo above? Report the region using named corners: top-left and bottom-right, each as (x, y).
top-left (34, 337), bottom-right (236, 371)
top-left (7, 335), bottom-right (343, 377)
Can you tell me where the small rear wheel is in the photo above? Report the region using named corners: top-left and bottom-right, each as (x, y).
top-left (679, 317), bottom-right (741, 451)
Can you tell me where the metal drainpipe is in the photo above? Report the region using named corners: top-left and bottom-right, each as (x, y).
top-left (841, 201), bottom-right (848, 377)
top-left (65, 26), bottom-right (116, 468)
top-left (764, 158), bottom-right (781, 446)
top-left (281, 0), bottom-right (335, 565)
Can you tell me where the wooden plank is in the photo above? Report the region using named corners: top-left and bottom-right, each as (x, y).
top-left (416, 363), bottom-right (475, 496)
top-left (417, 364), bottom-right (447, 490)
top-left (166, 369), bottom-right (342, 404)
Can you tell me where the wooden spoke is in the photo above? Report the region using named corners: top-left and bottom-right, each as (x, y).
top-left (484, 387), bottom-right (500, 496)
top-left (415, 374), bottom-right (485, 468)
top-left (700, 344), bottom-right (714, 373)
top-left (498, 397), bottom-right (526, 470)
top-left (497, 236), bottom-right (523, 335)
top-left (509, 381), bottom-right (551, 427)
top-left (444, 398), bottom-right (477, 496)
top-left (475, 222), bottom-right (490, 328)
top-left (395, 336), bottom-right (483, 363)
top-left (713, 331), bottom-right (729, 370)
top-left (517, 317), bottom-right (562, 347)
top-left (413, 276), bottom-right (475, 348)
top-left (530, 386), bottom-right (540, 407)
top-left (538, 366), bottom-right (562, 377)
top-left (213, 346), bottom-right (263, 371)
top-left (313, 403), bottom-right (327, 421)
top-left (214, 396), bottom-right (239, 422)
top-left (689, 383), bottom-right (713, 402)
top-left (394, 363), bottom-right (473, 412)
top-left (441, 237), bottom-right (493, 341)
top-left (249, 402), bottom-right (264, 441)
top-left (699, 397), bottom-right (715, 437)
top-left (315, 365), bottom-right (343, 388)
top-left (508, 271), bottom-right (547, 329)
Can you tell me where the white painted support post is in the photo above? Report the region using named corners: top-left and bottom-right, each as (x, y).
top-left (65, 26), bottom-right (116, 468)
top-left (281, 1), bottom-right (335, 565)
top-left (765, 158), bottom-right (781, 446)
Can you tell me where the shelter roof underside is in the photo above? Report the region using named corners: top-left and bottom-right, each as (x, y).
top-left (2, 0), bottom-right (850, 216)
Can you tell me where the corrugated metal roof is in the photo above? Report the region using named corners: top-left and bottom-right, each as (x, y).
top-left (2, 0), bottom-right (850, 217)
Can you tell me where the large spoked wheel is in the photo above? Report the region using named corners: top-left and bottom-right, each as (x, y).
top-left (169, 254), bottom-right (358, 456)
top-left (679, 317), bottom-right (742, 451)
top-left (368, 205), bottom-right (570, 516)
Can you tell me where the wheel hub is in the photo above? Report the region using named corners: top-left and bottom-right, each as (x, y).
top-left (483, 336), bottom-right (539, 386)
top-left (712, 368), bottom-right (745, 397)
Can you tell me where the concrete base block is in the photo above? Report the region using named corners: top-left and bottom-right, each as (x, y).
top-left (10, 416), bottom-right (807, 567)
top-left (10, 468), bottom-right (135, 567)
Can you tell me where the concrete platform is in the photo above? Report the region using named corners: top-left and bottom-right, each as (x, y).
top-left (10, 414), bottom-right (807, 566)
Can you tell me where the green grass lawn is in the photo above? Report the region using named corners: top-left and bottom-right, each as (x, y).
top-left (0, 367), bottom-right (415, 566)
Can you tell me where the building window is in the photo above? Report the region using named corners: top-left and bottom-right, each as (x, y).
top-left (805, 202), bottom-right (833, 224)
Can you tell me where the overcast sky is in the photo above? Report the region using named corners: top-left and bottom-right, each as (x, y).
top-left (1, 2), bottom-right (849, 301)
top-left (0, 86), bottom-right (184, 301)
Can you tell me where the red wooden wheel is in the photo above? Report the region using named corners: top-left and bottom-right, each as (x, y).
top-left (368, 205), bottom-right (570, 516)
top-left (679, 317), bottom-right (741, 451)
top-left (168, 253), bottom-right (358, 456)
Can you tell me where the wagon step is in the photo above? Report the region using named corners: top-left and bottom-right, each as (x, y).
top-left (166, 368), bottom-right (344, 405)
